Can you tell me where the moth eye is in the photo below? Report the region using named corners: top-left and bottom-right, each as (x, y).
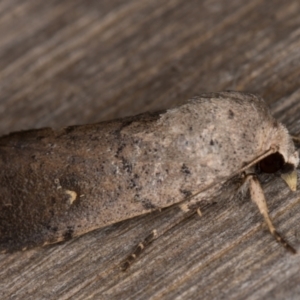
top-left (280, 162), bottom-right (295, 174)
top-left (259, 152), bottom-right (284, 173)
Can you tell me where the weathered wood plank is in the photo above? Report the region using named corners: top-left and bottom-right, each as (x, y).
top-left (1, 0), bottom-right (300, 299)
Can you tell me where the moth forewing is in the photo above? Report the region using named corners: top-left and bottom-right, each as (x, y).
top-left (122, 146), bottom-right (299, 269)
top-left (0, 91), bottom-right (298, 260)
top-left (123, 108), bottom-right (300, 268)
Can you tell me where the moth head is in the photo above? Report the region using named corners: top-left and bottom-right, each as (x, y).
top-left (258, 123), bottom-right (299, 191)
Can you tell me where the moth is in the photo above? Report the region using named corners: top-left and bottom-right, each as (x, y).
top-left (0, 91), bottom-right (298, 268)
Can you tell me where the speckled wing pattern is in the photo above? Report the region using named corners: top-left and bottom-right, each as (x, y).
top-left (0, 91), bottom-right (295, 252)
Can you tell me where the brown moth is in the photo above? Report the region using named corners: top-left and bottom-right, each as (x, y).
top-left (0, 91), bottom-right (298, 260)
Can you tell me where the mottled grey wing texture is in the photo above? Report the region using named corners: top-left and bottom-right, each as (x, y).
top-left (0, 92), bottom-right (276, 252)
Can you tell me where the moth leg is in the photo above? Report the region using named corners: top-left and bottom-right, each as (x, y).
top-left (196, 207), bottom-right (202, 217)
top-left (121, 230), bottom-right (158, 271)
top-left (229, 172), bottom-right (252, 201)
top-left (248, 175), bottom-right (296, 254)
top-left (121, 208), bottom-right (196, 271)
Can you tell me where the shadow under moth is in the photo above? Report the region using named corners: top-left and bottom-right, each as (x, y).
top-left (0, 91), bottom-right (299, 269)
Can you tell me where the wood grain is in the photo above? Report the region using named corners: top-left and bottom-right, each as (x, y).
top-left (1, 0), bottom-right (300, 299)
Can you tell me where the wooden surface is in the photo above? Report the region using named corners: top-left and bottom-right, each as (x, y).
top-left (1, 0), bottom-right (300, 299)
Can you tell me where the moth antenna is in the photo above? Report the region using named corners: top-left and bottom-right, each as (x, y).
top-left (247, 175), bottom-right (296, 254)
top-left (234, 146), bottom-right (278, 176)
